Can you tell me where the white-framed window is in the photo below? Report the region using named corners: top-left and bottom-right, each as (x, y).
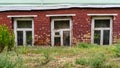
top-left (91, 17), bottom-right (112, 45)
top-left (14, 18), bottom-right (34, 46)
top-left (51, 18), bottom-right (72, 46)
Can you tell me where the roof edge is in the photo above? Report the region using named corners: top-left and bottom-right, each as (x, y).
top-left (0, 5), bottom-right (120, 12)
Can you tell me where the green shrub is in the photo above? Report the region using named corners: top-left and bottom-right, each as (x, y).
top-left (75, 58), bottom-right (88, 65)
top-left (0, 24), bottom-right (15, 52)
top-left (8, 32), bottom-right (15, 51)
top-left (77, 42), bottom-right (94, 48)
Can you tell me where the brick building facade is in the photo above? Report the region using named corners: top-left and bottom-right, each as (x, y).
top-left (0, 8), bottom-right (120, 46)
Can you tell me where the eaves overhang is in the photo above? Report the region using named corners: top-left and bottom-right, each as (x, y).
top-left (1, 4), bottom-right (120, 12)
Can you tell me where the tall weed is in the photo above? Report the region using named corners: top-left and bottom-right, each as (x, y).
top-left (40, 51), bottom-right (52, 66)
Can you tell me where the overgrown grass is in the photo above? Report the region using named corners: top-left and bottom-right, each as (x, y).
top-left (16, 46), bottom-right (81, 57)
top-left (113, 44), bottom-right (120, 57)
top-left (1, 43), bottom-right (120, 68)
top-left (0, 51), bottom-right (23, 68)
top-left (89, 53), bottom-right (106, 68)
top-left (77, 42), bottom-right (95, 48)
top-left (76, 57), bottom-right (88, 65)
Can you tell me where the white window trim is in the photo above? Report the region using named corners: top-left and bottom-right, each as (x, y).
top-left (91, 17), bottom-right (112, 45)
top-left (7, 15), bottom-right (37, 18)
top-left (14, 18), bottom-right (34, 46)
top-left (46, 14), bottom-right (76, 17)
top-left (87, 14), bottom-right (117, 16)
top-left (51, 18), bottom-right (72, 46)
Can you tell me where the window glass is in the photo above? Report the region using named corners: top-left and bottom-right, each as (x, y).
top-left (17, 20), bottom-right (32, 28)
top-left (17, 31), bottom-right (23, 46)
top-left (54, 20), bottom-right (70, 29)
top-left (103, 30), bottom-right (110, 45)
top-left (95, 19), bottom-right (110, 28)
top-left (94, 30), bottom-right (101, 45)
top-left (63, 31), bottom-right (70, 46)
top-left (54, 37), bottom-right (61, 46)
top-left (26, 31), bottom-right (32, 45)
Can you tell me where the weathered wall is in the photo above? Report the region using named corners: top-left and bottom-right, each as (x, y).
top-left (0, 8), bottom-right (120, 45)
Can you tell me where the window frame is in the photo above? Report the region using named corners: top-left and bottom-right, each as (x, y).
top-left (91, 17), bottom-right (112, 45)
top-left (51, 18), bottom-right (72, 46)
top-left (14, 18), bottom-right (34, 46)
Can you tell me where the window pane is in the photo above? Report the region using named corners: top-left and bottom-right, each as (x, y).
top-left (55, 32), bottom-right (60, 36)
top-left (54, 20), bottom-right (70, 29)
top-left (103, 30), bottom-right (110, 45)
top-left (94, 30), bottom-right (101, 45)
top-left (26, 31), bottom-right (32, 46)
top-left (17, 31), bottom-right (23, 46)
top-left (95, 19), bottom-right (110, 28)
top-left (54, 37), bottom-right (61, 46)
top-left (17, 20), bottom-right (32, 28)
top-left (63, 31), bottom-right (70, 46)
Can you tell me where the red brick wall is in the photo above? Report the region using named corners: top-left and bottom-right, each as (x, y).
top-left (0, 8), bottom-right (120, 45)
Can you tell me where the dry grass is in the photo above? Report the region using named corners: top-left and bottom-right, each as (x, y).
top-left (1, 44), bottom-right (120, 68)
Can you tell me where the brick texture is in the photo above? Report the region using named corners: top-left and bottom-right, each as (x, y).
top-left (0, 8), bottom-right (120, 45)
